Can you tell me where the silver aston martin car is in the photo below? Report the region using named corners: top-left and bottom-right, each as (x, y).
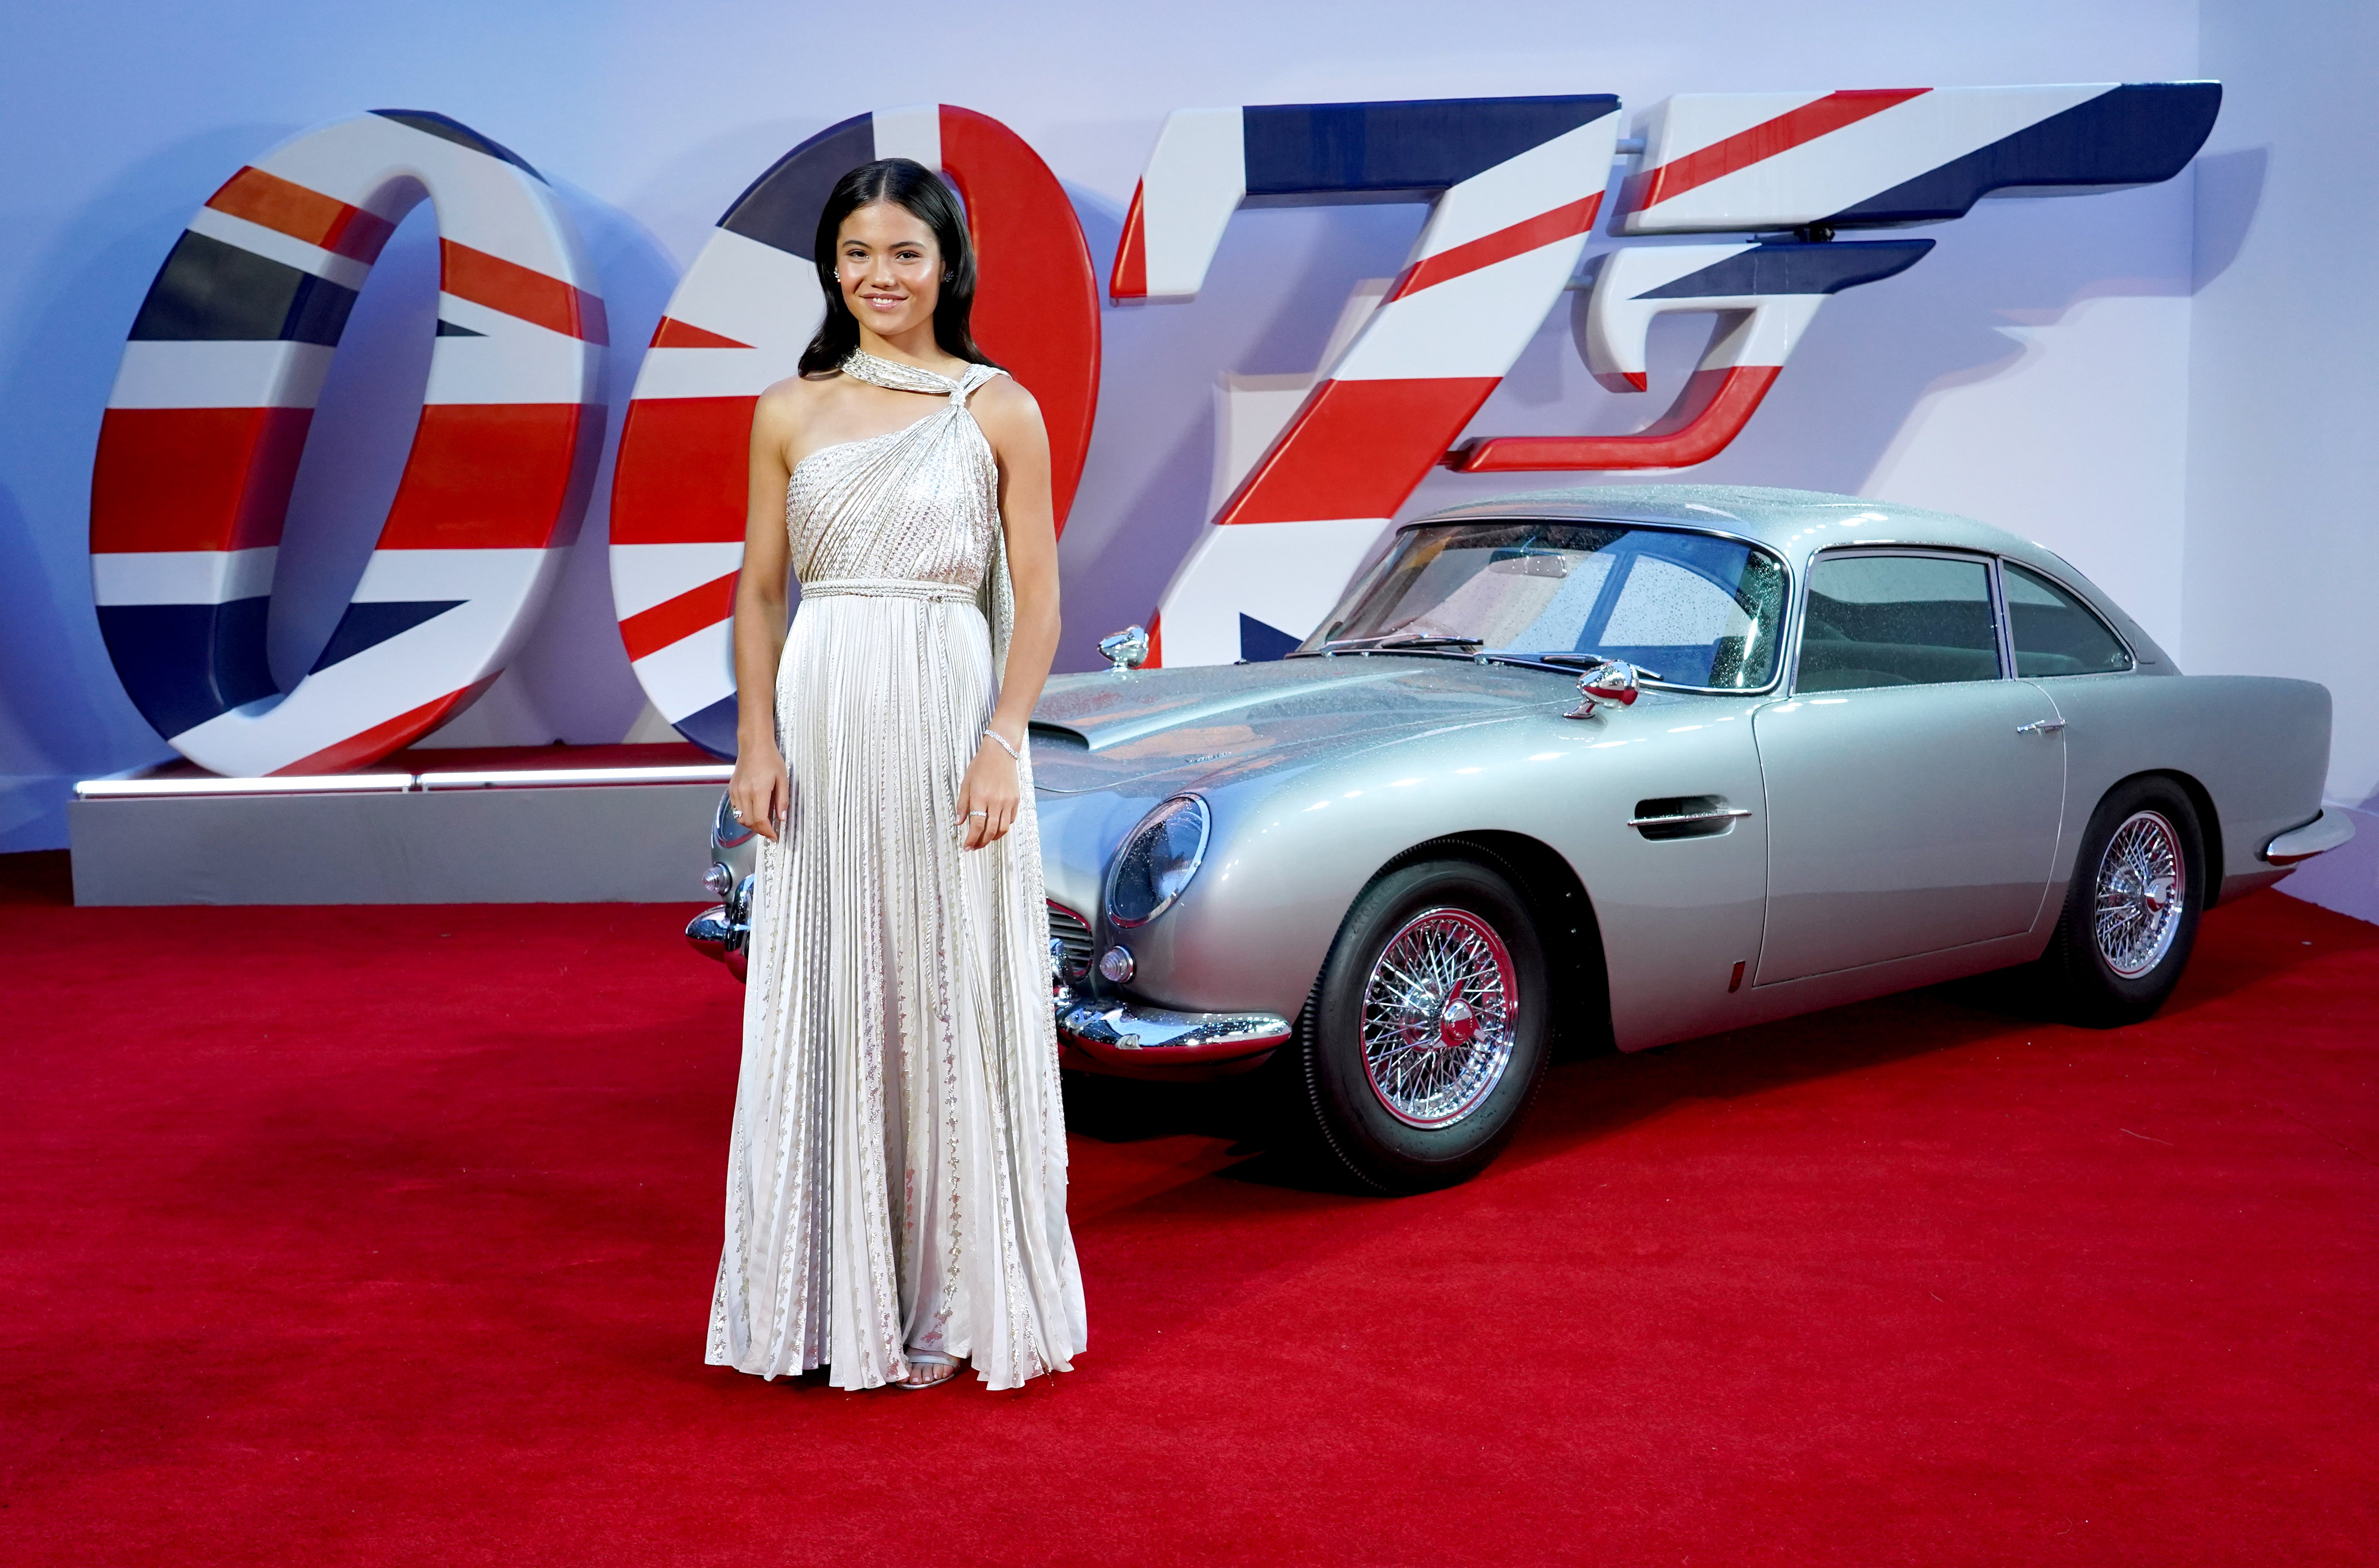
top-left (690, 484), bottom-right (2351, 1193)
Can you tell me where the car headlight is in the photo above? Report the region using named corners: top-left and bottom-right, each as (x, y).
top-left (1104, 794), bottom-right (1210, 928)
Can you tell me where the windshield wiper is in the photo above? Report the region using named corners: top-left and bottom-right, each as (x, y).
top-left (1298, 633), bottom-right (1485, 657)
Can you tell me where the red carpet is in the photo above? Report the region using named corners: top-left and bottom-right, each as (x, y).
top-left (2, 869), bottom-right (2373, 1566)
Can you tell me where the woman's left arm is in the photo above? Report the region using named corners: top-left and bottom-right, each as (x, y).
top-left (957, 378), bottom-right (1060, 850)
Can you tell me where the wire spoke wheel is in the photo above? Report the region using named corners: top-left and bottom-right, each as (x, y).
top-left (2093, 809), bottom-right (2185, 979)
top-left (1358, 906), bottom-right (1518, 1129)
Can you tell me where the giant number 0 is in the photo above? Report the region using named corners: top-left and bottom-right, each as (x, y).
top-left (89, 110), bottom-right (606, 775)
top-left (606, 104), bottom-right (1101, 757)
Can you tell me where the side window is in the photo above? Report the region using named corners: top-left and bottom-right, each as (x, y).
top-left (1797, 552), bottom-right (2001, 692)
top-left (2003, 562), bottom-right (2135, 677)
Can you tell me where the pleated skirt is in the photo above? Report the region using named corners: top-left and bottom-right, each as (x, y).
top-left (706, 592), bottom-right (1085, 1390)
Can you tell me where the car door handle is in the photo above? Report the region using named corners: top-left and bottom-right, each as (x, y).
top-left (2016, 717), bottom-right (2068, 735)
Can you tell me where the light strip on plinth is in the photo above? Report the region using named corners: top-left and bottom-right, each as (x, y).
top-left (74, 774), bottom-right (415, 798)
top-left (415, 766), bottom-right (734, 790)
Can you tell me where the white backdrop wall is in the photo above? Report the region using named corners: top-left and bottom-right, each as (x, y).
top-left (7, 0), bottom-right (2350, 901)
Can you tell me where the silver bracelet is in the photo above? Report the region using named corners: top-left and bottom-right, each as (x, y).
top-left (980, 727), bottom-right (1021, 762)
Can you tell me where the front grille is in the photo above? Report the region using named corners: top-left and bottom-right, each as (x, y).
top-left (1046, 901), bottom-right (1095, 982)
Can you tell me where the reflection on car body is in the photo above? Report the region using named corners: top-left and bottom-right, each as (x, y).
top-left (690, 485), bottom-right (2351, 1193)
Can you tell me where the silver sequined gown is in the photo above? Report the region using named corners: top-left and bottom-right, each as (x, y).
top-left (707, 351), bottom-right (1085, 1391)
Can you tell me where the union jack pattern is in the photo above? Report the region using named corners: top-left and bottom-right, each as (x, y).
top-left (607, 106), bottom-right (1098, 756)
top-left (89, 110), bottom-right (606, 776)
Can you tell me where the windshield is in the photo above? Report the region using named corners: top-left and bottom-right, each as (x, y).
top-left (1301, 521), bottom-right (1787, 690)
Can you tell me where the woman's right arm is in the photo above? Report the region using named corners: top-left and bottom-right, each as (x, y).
top-left (728, 386), bottom-right (799, 841)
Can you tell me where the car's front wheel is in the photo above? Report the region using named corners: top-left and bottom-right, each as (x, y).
top-left (2038, 776), bottom-right (2207, 1027)
top-left (1300, 856), bottom-right (1551, 1193)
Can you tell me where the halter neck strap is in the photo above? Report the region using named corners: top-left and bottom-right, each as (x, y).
top-left (840, 348), bottom-right (1002, 404)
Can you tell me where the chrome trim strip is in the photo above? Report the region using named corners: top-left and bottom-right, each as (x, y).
top-left (2263, 809), bottom-right (2356, 866)
top-left (1057, 1001), bottom-right (1292, 1053)
top-left (1627, 808), bottom-right (1754, 828)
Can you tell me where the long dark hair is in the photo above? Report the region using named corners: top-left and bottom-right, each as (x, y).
top-left (798, 158), bottom-right (994, 375)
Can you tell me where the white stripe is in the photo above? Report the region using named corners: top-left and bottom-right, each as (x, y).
top-left (650, 229), bottom-right (822, 357)
top-left (107, 341), bottom-right (333, 410)
top-left (351, 547), bottom-right (552, 602)
top-left (185, 206), bottom-right (373, 290)
top-left (630, 616), bottom-right (735, 723)
top-left (1331, 238), bottom-right (1584, 381)
top-left (628, 346), bottom-right (783, 402)
top-left (610, 541), bottom-right (746, 619)
top-left (92, 547), bottom-right (279, 606)
top-left (871, 103), bottom-right (943, 170)
top-left (425, 294), bottom-right (599, 405)
top-left (1134, 107), bottom-right (1247, 300)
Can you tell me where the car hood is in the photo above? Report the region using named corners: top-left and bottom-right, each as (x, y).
top-left (1029, 656), bottom-right (1570, 795)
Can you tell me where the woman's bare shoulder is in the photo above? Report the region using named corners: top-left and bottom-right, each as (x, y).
top-left (969, 371), bottom-right (1044, 444)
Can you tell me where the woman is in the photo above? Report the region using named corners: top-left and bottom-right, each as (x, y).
top-left (707, 158), bottom-right (1084, 1391)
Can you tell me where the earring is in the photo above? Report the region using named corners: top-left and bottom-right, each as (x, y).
top-left (943, 270), bottom-right (954, 282)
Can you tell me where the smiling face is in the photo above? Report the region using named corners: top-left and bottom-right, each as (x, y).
top-left (835, 201), bottom-right (942, 346)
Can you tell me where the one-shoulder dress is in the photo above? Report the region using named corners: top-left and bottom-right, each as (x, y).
top-left (706, 349), bottom-right (1085, 1391)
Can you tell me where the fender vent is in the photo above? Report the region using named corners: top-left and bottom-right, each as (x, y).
top-left (1629, 795), bottom-right (1751, 841)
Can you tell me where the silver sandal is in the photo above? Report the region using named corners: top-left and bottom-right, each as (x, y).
top-left (892, 1351), bottom-right (959, 1390)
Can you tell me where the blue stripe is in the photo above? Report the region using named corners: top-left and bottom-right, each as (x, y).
top-left (97, 599), bottom-right (276, 741)
top-left (1242, 95), bottom-right (1619, 201)
top-left (672, 694), bottom-right (739, 761)
top-left (372, 110), bottom-right (546, 183)
top-left (1829, 82), bottom-right (2221, 227)
top-left (1238, 614), bottom-right (1301, 663)
top-left (719, 113), bottom-right (877, 260)
top-left (128, 231), bottom-right (357, 345)
top-left (1639, 239), bottom-right (1934, 299)
top-left (309, 601), bottom-right (465, 673)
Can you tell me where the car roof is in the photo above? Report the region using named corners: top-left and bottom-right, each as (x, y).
top-left (1406, 483), bottom-right (2173, 667)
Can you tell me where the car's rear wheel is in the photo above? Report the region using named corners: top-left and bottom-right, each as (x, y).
top-left (1301, 856), bottom-right (1551, 1193)
top-left (2038, 777), bottom-right (2206, 1027)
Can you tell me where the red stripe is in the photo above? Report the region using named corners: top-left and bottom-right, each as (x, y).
top-left (648, 317), bottom-right (751, 350)
top-left (1144, 610), bottom-right (1163, 670)
top-left (91, 406), bottom-right (310, 554)
top-left (206, 166), bottom-right (395, 262)
top-left (380, 404), bottom-right (599, 549)
top-left (620, 572), bottom-right (739, 663)
top-left (1634, 89), bottom-right (1930, 211)
top-left (1219, 377), bottom-right (1501, 526)
top-left (1109, 181), bottom-right (1149, 300)
top-left (440, 239), bottom-right (608, 343)
top-left (1385, 192), bottom-right (1602, 302)
top-left (609, 396), bottom-right (756, 546)
top-left (1446, 364), bottom-right (1782, 472)
top-left (271, 680), bottom-right (492, 776)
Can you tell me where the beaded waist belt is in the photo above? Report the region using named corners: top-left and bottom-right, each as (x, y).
top-left (800, 577), bottom-right (976, 604)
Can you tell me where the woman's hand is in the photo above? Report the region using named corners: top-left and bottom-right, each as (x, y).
top-left (729, 744), bottom-right (789, 843)
top-left (958, 729), bottom-right (1022, 850)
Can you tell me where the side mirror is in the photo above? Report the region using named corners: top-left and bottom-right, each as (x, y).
top-left (1098, 624), bottom-right (1150, 675)
top-left (1564, 658), bottom-right (1647, 719)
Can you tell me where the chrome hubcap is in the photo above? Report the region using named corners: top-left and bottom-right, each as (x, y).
top-left (1360, 907), bottom-right (1517, 1129)
top-left (2094, 810), bottom-right (2185, 979)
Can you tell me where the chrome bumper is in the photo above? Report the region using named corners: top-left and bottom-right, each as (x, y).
top-left (2264, 808), bottom-right (2356, 866)
top-left (1056, 998), bottom-right (1292, 1070)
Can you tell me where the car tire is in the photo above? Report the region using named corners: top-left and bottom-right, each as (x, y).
top-left (2038, 776), bottom-right (2207, 1028)
top-left (1300, 856), bottom-right (1552, 1193)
